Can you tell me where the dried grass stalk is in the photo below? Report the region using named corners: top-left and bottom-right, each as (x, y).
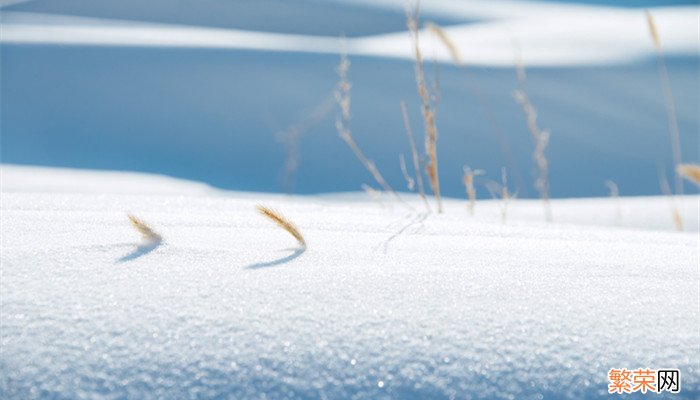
top-left (399, 154), bottom-right (415, 191)
top-left (605, 180), bottom-right (622, 226)
top-left (645, 10), bottom-right (660, 50)
top-left (361, 184), bottom-right (385, 206)
top-left (256, 205), bottom-right (306, 247)
top-left (462, 166), bottom-right (484, 216)
top-left (425, 21), bottom-right (462, 66)
top-left (278, 93), bottom-right (335, 194)
top-left (658, 168), bottom-right (684, 231)
top-left (430, 26), bottom-right (526, 197)
top-left (335, 51), bottom-right (402, 203)
top-left (671, 206), bottom-right (683, 231)
top-left (646, 10), bottom-right (683, 196)
top-left (400, 100), bottom-right (431, 212)
top-left (677, 164), bottom-right (700, 187)
top-left (127, 214), bottom-right (162, 243)
top-left (513, 44), bottom-right (552, 222)
top-left (486, 168), bottom-right (515, 223)
top-left (405, 1), bottom-right (443, 213)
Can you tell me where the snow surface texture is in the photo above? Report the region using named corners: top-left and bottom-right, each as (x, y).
top-left (1, 166), bottom-right (699, 399)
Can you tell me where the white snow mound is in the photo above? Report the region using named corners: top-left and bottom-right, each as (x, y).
top-left (1, 166), bottom-right (698, 399)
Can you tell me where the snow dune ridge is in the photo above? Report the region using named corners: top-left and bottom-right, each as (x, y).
top-left (1, 3), bottom-right (698, 66)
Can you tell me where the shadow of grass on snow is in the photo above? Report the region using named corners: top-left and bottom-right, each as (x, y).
top-left (245, 247), bottom-right (306, 269)
top-left (117, 240), bottom-right (162, 263)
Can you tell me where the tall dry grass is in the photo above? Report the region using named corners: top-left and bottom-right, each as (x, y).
top-left (399, 154), bottom-right (415, 191)
top-left (361, 184), bottom-right (385, 207)
top-left (425, 22), bottom-right (462, 67)
top-left (334, 51), bottom-right (402, 203)
top-left (400, 100), bottom-right (431, 212)
top-left (512, 43), bottom-right (552, 222)
top-left (646, 11), bottom-right (686, 231)
top-left (485, 168), bottom-right (515, 223)
top-left (605, 180), bottom-right (622, 226)
top-left (405, 1), bottom-right (443, 213)
top-left (426, 20), bottom-right (527, 197)
top-left (646, 11), bottom-right (683, 196)
top-left (462, 166), bottom-right (484, 216)
top-left (279, 94), bottom-right (335, 194)
top-left (658, 167), bottom-right (684, 231)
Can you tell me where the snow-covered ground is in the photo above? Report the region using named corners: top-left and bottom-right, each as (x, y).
top-left (2, 166), bottom-right (698, 399)
top-left (2, 0), bottom-right (699, 397)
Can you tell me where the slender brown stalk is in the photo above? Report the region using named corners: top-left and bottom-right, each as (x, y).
top-left (361, 184), bottom-right (385, 207)
top-left (605, 180), bottom-right (622, 226)
top-left (399, 154), bottom-right (415, 191)
top-left (425, 22), bottom-right (462, 66)
top-left (405, 1), bottom-right (442, 213)
top-left (512, 41), bottom-right (552, 222)
top-left (500, 168), bottom-right (514, 223)
top-left (658, 167), bottom-right (683, 231)
top-left (400, 100), bottom-right (431, 212)
top-left (278, 93), bottom-right (335, 194)
top-left (427, 22), bottom-right (527, 197)
top-left (335, 51), bottom-right (402, 203)
top-left (486, 168), bottom-right (515, 223)
top-left (256, 205), bottom-right (306, 247)
top-left (677, 164), bottom-right (700, 187)
top-left (462, 166), bottom-right (484, 216)
top-left (127, 214), bottom-right (162, 243)
top-left (646, 10), bottom-right (683, 196)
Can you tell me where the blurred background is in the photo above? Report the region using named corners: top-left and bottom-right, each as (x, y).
top-left (1, 0), bottom-right (698, 199)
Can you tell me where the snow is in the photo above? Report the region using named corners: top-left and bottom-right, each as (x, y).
top-left (2, 166), bottom-right (698, 399)
top-left (0, 12), bottom-right (342, 55)
top-left (354, 6), bottom-right (700, 66)
top-left (2, 3), bottom-right (698, 66)
top-left (1, 0), bottom-right (699, 396)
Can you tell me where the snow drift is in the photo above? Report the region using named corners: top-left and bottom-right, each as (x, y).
top-left (1, 166), bottom-right (698, 399)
